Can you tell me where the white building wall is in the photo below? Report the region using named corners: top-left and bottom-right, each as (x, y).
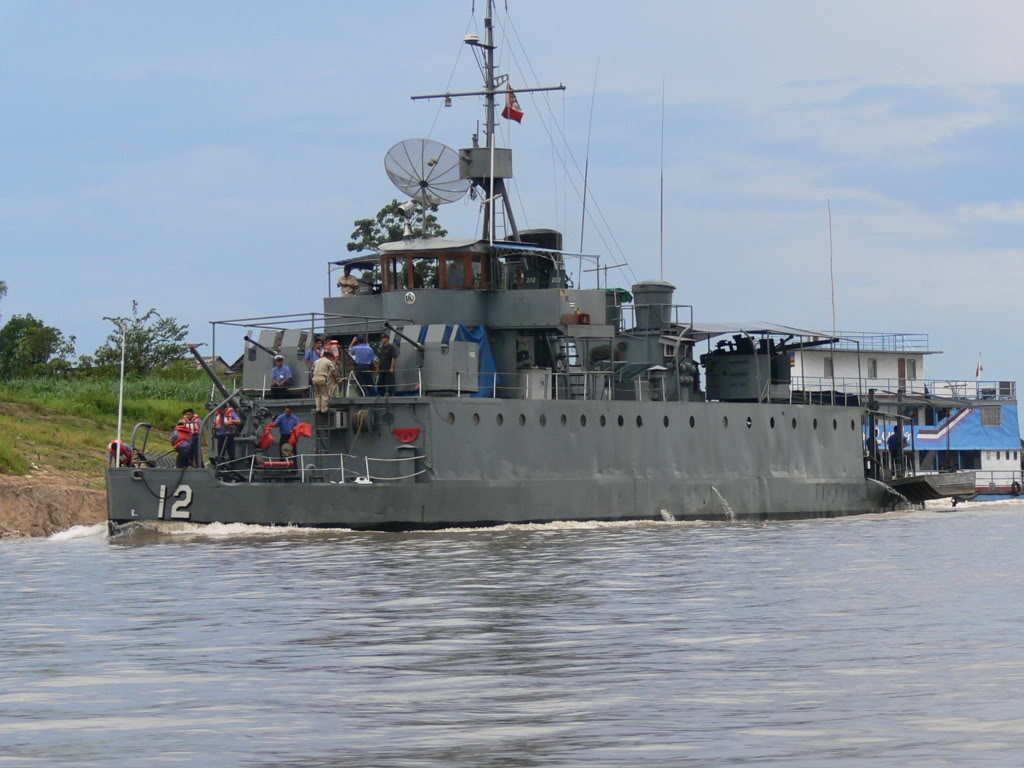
top-left (793, 350), bottom-right (928, 386)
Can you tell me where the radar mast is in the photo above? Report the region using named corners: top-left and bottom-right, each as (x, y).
top-left (411, 0), bottom-right (565, 242)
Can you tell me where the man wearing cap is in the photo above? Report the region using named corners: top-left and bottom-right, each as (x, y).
top-left (311, 352), bottom-right (341, 413)
top-left (270, 406), bottom-right (300, 456)
top-left (271, 354), bottom-right (292, 399)
top-left (348, 335), bottom-right (377, 395)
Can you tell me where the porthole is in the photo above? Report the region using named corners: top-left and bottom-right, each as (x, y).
top-left (618, 415), bottom-right (624, 427)
top-left (580, 414), bottom-right (587, 427)
top-left (472, 413), bottom-right (480, 425)
top-left (539, 414), bottom-right (547, 427)
top-left (792, 418), bottom-right (797, 429)
top-left (636, 415), bottom-right (643, 427)
top-left (446, 412), bottom-right (455, 425)
top-left (832, 419), bottom-right (838, 431)
top-left (497, 413), bottom-right (504, 426)
top-left (600, 415), bottom-right (607, 426)
top-left (560, 414), bottom-right (567, 426)
top-left (723, 416), bottom-right (729, 428)
top-left (663, 416), bottom-right (670, 428)
top-left (689, 416), bottom-right (695, 428)
top-left (770, 417), bottom-right (775, 429)
top-left (519, 414), bottom-right (526, 426)
top-left (813, 418), bottom-right (818, 430)
top-left (850, 419), bottom-right (856, 431)
top-left (746, 417), bottom-right (753, 429)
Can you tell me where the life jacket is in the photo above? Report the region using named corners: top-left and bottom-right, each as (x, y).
top-left (108, 441), bottom-right (133, 465)
top-left (214, 408), bottom-right (240, 433)
top-left (171, 422), bottom-right (192, 449)
top-left (184, 414), bottom-right (203, 435)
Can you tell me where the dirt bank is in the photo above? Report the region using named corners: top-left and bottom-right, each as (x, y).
top-left (0, 474), bottom-right (105, 538)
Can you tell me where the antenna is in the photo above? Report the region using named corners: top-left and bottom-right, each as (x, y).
top-left (409, 0), bottom-right (564, 243)
top-left (659, 74), bottom-right (665, 281)
top-left (580, 57), bottom-right (599, 282)
top-left (385, 139), bottom-right (470, 205)
top-left (828, 199), bottom-right (837, 398)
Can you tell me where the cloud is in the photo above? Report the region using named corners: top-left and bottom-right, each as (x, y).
top-left (957, 201), bottom-right (1024, 222)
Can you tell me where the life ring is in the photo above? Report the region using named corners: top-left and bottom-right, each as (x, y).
top-left (1011, 481), bottom-right (1021, 496)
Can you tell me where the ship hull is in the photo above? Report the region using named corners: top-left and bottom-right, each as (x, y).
top-left (107, 401), bottom-right (895, 530)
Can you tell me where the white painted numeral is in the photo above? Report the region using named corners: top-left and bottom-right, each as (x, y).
top-left (169, 485), bottom-right (193, 519)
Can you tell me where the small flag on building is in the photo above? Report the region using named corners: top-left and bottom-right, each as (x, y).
top-left (501, 84), bottom-right (524, 123)
top-left (976, 354), bottom-right (984, 379)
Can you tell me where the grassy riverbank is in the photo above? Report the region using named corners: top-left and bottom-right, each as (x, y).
top-left (0, 374), bottom-right (210, 482)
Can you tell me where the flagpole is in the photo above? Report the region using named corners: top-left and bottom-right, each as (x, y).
top-left (114, 319), bottom-right (127, 466)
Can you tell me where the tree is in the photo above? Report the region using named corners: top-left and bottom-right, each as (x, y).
top-left (0, 314), bottom-right (76, 379)
top-left (0, 281), bottom-right (7, 300)
top-left (93, 303), bottom-right (189, 375)
top-left (346, 199), bottom-right (447, 252)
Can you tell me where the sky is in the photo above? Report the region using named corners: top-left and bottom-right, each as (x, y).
top-left (1, 0), bottom-right (1022, 397)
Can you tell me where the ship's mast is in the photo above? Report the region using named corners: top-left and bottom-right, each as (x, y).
top-left (411, 0), bottom-right (564, 243)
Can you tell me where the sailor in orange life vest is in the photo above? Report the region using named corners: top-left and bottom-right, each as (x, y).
top-left (171, 419), bottom-right (194, 468)
top-left (107, 439), bottom-right (133, 467)
top-left (182, 407), bottom-right (203, 466)
top-left (213, 404), bottom-right (242, 460)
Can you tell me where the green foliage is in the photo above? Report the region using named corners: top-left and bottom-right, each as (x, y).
top-left (0, 433), bottom-right (31, 474)
top-left (346, 199), bottom-right (447, 252)
top-left (0, 280), bottom-right (7, 300)
top-left (0, 314), bottom-right (76, 379)
top-left (93, 302), bottom-right (189, 375)
top-left (0, 374), bottom-right (209, 431)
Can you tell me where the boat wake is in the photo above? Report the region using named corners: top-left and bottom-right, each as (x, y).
top-left (48, 523), bottom-right (108, 541)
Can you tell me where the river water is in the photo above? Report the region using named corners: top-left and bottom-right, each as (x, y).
top-left (2, 501), bottom-right (1024, 767)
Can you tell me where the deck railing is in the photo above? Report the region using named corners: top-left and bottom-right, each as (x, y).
top-left (792, 376), bottom-right (1016, 402)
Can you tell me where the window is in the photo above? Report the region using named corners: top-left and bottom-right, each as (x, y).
top-left (981, 407), bottom-right (1002, 427)
top-left (907, 359), bottom-right (917, 379)
top-left (823, 356), bottom-right (834, 377)
top-left (867, 358), bottom-right (878, 378)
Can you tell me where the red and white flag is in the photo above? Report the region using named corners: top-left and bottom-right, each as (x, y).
top-left (976, 354), bottom-right (984, 379)
top-left (501, 84), bottom-right (524, 123)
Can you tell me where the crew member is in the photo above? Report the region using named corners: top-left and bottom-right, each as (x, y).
top-left (305, 337), bottom-right (324, 390)
top-left (348, 336), bottom-right (377, 395)
top-left (270, 406), bottom-right (299, 456)
top-left (337, 265), bottom-right (359, 296)
top-left (377, 334), bottom-right (399, 396)
top-left (271, 354), bottom-right (292, 399)
top-left (312, 353), bottom-right (341, 413)
top-left (107, 439), bottom-right (133, 467)
top-left (182, 407), bottom-right (203, 466)
top-left (213, 404), bottom-right (242, 461)
top-left (171, 419), bottom-right (193, 468)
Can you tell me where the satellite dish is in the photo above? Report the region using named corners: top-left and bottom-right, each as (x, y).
top-left (385, 139), bottom-right (470, 205)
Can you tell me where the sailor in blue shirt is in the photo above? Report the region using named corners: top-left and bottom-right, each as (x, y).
top-left (271, 354), bottom-right (292, 399)
top-left (270, 407), bottom-right (300, 455)
top-left (349, 336), bottom-right (377, 395)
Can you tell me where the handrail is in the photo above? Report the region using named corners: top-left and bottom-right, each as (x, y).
top-left (792, 376), bottom-right (1016, 401)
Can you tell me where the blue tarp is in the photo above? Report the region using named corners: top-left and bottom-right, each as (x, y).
top-left (455, 325), bottom-right (496, 398)
top-left (413, 324), bottom-right (496, 398)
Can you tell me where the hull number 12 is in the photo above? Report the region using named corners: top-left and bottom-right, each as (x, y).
top-left (157, 484), bottom-right (193, 520)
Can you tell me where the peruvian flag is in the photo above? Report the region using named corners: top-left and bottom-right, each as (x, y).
top-left (501, 84), bottom-right (524, 123)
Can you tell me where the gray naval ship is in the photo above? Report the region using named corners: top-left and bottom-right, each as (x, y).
top-left (105, 1), bottom-right (973, 530)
